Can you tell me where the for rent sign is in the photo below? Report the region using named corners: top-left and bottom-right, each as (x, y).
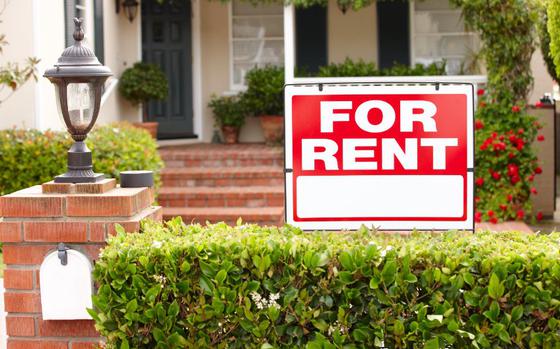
top-left (284, 84), bottom-right (474, 230)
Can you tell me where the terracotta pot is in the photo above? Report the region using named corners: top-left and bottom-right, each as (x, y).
top-left (133, 122), bottom-right (158, 139)
top-left (258, 115), bottom-right (284, 145)
top-left (221, 125), bottom-right (240, 144)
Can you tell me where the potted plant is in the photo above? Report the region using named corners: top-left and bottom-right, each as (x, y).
top-left (118, 62), bottom-right (169, 138)
top-left (243, 66), bottom-right (284, 144)
top-left (208, 94), bottom-right (247, 144)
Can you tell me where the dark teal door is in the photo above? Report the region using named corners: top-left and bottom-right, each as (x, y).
top-left (142, 0), bottom-right (195, 139)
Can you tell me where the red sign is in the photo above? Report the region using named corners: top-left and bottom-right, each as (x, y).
top-left (284, 84), bottom-right (474, 230)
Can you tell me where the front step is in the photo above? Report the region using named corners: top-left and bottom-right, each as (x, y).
top-left (159, 186), bottom-right (285, 208)
top-left (162, 207), bottom-right (285, 226)
top-left (160, 144), bottom-right (283, 168)
top-left (161, 167), bottom-right (284, 187)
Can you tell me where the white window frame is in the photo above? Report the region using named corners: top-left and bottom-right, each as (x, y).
top-left (409, 0), bottom-right (479, 74)
top-left (229, 0), bottom-right (285, 91)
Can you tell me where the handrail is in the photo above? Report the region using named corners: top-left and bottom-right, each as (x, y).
top-left (100, 78), bottom-right (119, 108)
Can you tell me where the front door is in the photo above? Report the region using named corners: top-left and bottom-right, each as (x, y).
top-left (142, 0), bottom-right (195, 139)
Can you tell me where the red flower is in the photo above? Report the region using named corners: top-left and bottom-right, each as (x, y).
top-left (535, 166), bottom-right (543, 174)
top-left (512, 105), bottom-right (520, 112)
top-left (493, 142), bottom-right (506, 151)
top-left (537, 134), bottom-right (545, 142)
top-left (507, 164), bottom-right (519, 176)
top-left (516, 209), bottom-right (525, 219)
top-left (487, 210), bottom-right (495, 217)
top-left (509, 135), bottom-right (517, 143)
top-left (475, 119), bottom-right (484, 130)
top-left (511, 175), bottom-right (520, 184)
top-left (507, 194), bottom-right (513, 202)
top-left (508, 152), bottom-right (515, 159)
top-left (475, 196), bottom-right (480, 203)
top-left (492, 172), bottom-right (501, 180)
top-left (531, 187), bottom-right (538, 194)
top-left (477, 88), bottom-right (485, 96)
top-left (516, 140), bottom-right (524, 151)
top-left (475, 177), bottom-right (484, 186)
top-left (480, 143), bottom-right (488, 151)
top-left (479, 101), bottom-right (486, 108)
top-left (535, 101), bottom-right (543, 108)
top-left (499, 204), bottom-right (508, 211)
top-left (489, 217), bottom-right (498, 224)
top-left (475, 211), bottom-right (482, 223)
top-left (492, 132), bottom-right (498, 139)
top-left (528, 175), bottom-right (534, 182)
top-left (517, 128), bottom-right (525, 135)
top-left (536, 211), bottom-right (544, 221)
top-left (499, 135), bottom-right (505, 141)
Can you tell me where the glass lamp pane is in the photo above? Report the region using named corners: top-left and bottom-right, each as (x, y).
top-left (67, 83), bottom-right (95, 133)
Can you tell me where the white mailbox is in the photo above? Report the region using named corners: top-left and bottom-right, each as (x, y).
top-left (39, 245), bottom-right (93, 320)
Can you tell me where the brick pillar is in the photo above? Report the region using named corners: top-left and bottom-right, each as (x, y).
top-left (0, 179), bottom-right (162, 349)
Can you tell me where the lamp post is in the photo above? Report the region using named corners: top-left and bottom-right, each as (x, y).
top-left (44, 18), bottom-right (112, 183)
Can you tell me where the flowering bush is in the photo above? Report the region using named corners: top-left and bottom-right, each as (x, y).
top-left (474, 90), bottom-right (544, 223)
top-left (91, 221), bottom-right (560, 348)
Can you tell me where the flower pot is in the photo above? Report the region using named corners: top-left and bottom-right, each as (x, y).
top-left (258, 115), bottom-right (284, 145)
top-left (132, 122), bottom-right (158, 139)
top-left (221, 125), bottom-right (240, 144)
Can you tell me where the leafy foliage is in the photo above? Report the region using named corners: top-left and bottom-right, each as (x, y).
top-left (450, 0), bottom-right (537, 104)
top-left (208, 95), bottom-right (248, 128)
top-left (243, 65), bottom-right (285, 116)
top-left (549, 0), bottom-right (560, 78)
top-left (315, 59), bottom-right (446, 77)
top-left (538, 0), bottom-right (558, 82)
top-left (0, 122), bottom-right (163, 195)
top-left (448, 0), bottom-right (542, 222)
top-left (474, 90), bottom-right (544, 223)
top-left (92, 221), bottom-right (560, 348)
top-left (119, 62), bottom-right (169, 106)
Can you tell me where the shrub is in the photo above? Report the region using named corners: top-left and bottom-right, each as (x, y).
top-left (474, 92), bottom-right (543, 223)
top-left (243, 65), bottom-right (284, 116)
top-left (119, 62), bottom-right (169, 106)
top-left (208, 95), bottom-right (248, 128)
top-left (91, 221), bottom-right (560, 348)
top-left (548, 0), bottom-right (560, 79)
top-left (0, 122), bottom-right (164, 195)
top-left (316, 58), bottom-right (446, 77)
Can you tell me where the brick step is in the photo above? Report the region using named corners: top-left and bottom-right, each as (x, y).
top-left (159, 186), bottom-right (285, 208)
top-left (160, 144), bottom-right (283, 168)
top-left (161, 167), bottom-right (284, 187)
top-left (162, 207), bottom-right (284, 226)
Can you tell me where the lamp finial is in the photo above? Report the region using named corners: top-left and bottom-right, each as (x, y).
top-left (73, 18), bottom-right (84, 42)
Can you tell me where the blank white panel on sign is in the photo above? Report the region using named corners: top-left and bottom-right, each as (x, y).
top-left (296, 175), bottom-right (464, 218)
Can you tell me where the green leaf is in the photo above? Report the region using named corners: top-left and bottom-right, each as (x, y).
top-left (381, 260), bottom-right (397, 285)
top-left (511, 305), bottom-right (523, 322)
top-left (215, 269), bottom-right (227, 285)
top-left (488, 273), bottom-right (505, 299)
top-left (424, 338), bottom-right (439, 349)
top-left (168, 300), bottom-right (180, 317)
top-left (120, 339), bottom-right (130, 349)
top-left (339, 251), bottom-right (355, 271)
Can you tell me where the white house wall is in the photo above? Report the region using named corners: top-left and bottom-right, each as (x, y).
top-left (327, 0), bottom-right (378, 64)
top-left (99, 0), bottom-right (142, 125)
top-left (0, 0), bottom-right (37, 129)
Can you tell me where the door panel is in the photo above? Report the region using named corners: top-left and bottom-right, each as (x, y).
top-left (142, 0), bottom-right (195, 139)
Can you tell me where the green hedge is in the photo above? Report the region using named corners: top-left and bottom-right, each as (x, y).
top-left (0, 122), bottom-right (163, 195)
top-left (91, 221), bottom-right (560, 348)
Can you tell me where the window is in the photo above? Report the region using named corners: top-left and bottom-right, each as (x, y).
top-left (230, 0), bottom-right (284, 89)
top-left (411, 0), bottom-right (479, 75)
top-left (65, 0), bottom-right (104, 63)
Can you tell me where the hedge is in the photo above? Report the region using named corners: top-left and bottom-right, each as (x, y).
top-left (91, 220), bottom-right (560, 348)
top-left (0, 122), bottom-right (163, 195)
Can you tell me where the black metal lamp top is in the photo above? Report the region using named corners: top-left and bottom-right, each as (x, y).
top-left (43, 18), bottom-right (112, 184)
top-left (44, 18), bottom-right (111, 79)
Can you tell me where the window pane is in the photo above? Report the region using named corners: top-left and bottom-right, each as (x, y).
top-left (231, 0), bottom-right (284, 88)
top-left (414, 11), bottom-right (464, 34)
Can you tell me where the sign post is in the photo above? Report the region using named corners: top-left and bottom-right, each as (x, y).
top-left (284, 83), bottom-right (474, 230)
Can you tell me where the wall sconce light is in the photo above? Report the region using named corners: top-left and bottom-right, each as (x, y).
top-left (116, 0), bottom-right (139, 23)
